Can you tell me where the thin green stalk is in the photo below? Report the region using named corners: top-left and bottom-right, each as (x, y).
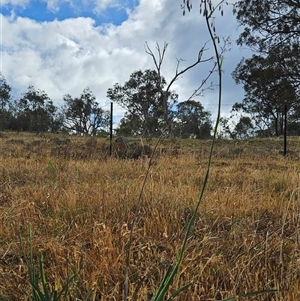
top-left (125, 2), bottom-right (277, 300)
top-left (221, 289), bottom-right (278, 301)
top-left (152, 2), bottom-right (278, 299)
top-left (20, 225), bottom-right (92, 301)
top-left (151, 2), bottom-right (223, 300)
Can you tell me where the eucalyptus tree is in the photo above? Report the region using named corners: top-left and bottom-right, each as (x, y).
top-left (13, 86), bottom-right (60, 133)
top-left (234, 0), bottom-right (300, 137)
top-left (174, 100), bottom-right (212, 139)
top-left (236, 0), bottom-right (300, 52)
top-left (107, 69), bottom-right (178, 137)
top-left (62, 88), bottom-right (110, 136)
top-left (232, 54), bottom-right (298, 136)
top-left (0, 73), bottom-right (12, 130)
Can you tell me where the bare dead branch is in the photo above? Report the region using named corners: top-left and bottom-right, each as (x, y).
top-left (187, 36), bottom-right (231, 100)
top-left (187, 61), bottom-right (218, 100)
top-left (144, 41), bottom-right (168, 79)
top-left (166, 43), bottom-right (213, 94)
top-left (145, 41), bottom-right (213, 134)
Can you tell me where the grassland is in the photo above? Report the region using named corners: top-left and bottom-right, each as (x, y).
top-left (1, 132), bottom-right (300, 300)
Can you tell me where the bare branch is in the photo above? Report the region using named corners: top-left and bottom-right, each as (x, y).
top-left (187, 61), bottom-right (218, 100)
top-left (144, 41), bottom-right (168, 78)
top-left (187, 36), bottom-right (231, 100)
top-left (166, 43), bottom-right (213, 94)
top-left (145, 41), bottom-right (213, 135)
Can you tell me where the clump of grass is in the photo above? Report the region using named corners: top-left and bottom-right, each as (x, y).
top-left (20, 225), bottom-right (93, 301)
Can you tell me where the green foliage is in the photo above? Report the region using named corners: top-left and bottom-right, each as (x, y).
top-left (0, 73), bottom-right (11, 111)
top-left (233, 0), bottom-right (300, 137)
top-left (107, 69), bottom-right (177, 137)
top-left (236, 0), bottom-right (300, 53)
top-left (10, 86), bottom-right (62, 133)
top-left (232, 53), bottom-right (299, 136)
top-left (0, 74), bottom-right (12, 131)
top-left (233, 116), bottom-right (254, 139)
top-left (63, 87), bottom-right (110, 136)
top-left (20, 226), bottom-right (93, 301)
top-left (174, 100), bottom-right (212, 139)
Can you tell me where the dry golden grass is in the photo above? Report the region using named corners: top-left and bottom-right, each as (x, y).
top-left (1, 132), bottom-right (300, 300)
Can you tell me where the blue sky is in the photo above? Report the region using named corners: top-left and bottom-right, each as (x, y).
top-left (1, 0), bottom-right (250, 121)
top-left (1, 0), bottom-right (136, 26)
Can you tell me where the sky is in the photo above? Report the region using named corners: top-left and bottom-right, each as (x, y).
top-left (1, 0), bottom-right (253, 123)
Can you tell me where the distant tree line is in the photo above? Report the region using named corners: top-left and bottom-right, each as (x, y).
top-left (0, 70), bottom-right (212, 138)
top-left (1, 56), bottom-right (300, 139)
top-left (0, 77), bottom-right (111, 136)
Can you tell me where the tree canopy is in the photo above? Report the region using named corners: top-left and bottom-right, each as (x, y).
top-left (107, 69), bottom-right (178, 137)
top-left (0, 74), bottom-right (12, 131)
top-left (236, 0), bottom-right (300, 88)
top-left (174, 100), bottom-right (212, 139)
top-left (12, 86), bottom-right (61, 133)
top-left (0, 72), bottom-right (215, 139)
top-left (62, 88), bottom-right (110, 136)
top-left (236, 0), bottom-right (300, 52)
top-left (232, 54), bottom-right (298, 136)
top-left (233, 0), bottom-right (300, 137)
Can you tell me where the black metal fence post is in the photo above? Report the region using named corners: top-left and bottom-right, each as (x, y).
top-left (110, 102), bottom-right (113, 156)
top-left (284, 104), bottom-right (287, 156)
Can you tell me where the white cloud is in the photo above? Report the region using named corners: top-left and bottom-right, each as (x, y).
top-left (42, 0), bottom-right (72, 12)
top-left (1, 0), bottom-right (30, 6)
top-left (89, 0), bottom-right (141, 14)
top-left (91, 0), bottom-right (120, 12)
top-left (1, 0), bottom-right (250, 121)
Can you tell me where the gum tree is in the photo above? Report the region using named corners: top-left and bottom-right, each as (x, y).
top-left (234, 0), bottom-right (300, 140)
top-left (174, 100), bottom-right (212, 139)
top-left (63, 88), bottom-right (110, 136)
top-left (0, 73), bottom-right (12, 130)
top-left (107, 69), bottom-right (178, 137)
top-left (236, 0), bottom-right (300, 53)
top-left (232, 54), bottom-right (298, 136)
top-left (13, 86), bottom-right (60, 133)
